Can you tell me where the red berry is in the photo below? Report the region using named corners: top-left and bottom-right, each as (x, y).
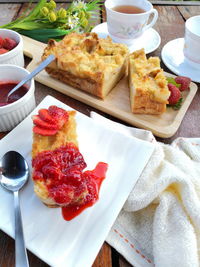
top-left (33, 126), bottom-right (58, 136)
top-left (175, 76), bottom-right (191, 91)
top-left (32, 115), bottom-right (58, 130)
top-left (38, 108), bottom-right (55, 123)
top-left (3, 37), bottom-right (17, 50)
top-left (0, 48), bottom-right (9, 54)
top-left (48, 105), bottom-right (69, 128)
top-left (168, 83), bottom-right (181, 105)
top-left (0, 37), bottom-right (3, 48)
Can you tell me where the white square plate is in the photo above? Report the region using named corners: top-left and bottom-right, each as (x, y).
top-left (0, 96), bottom-right (154, 267)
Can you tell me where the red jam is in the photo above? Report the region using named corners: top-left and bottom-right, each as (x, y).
top-left (32, 143), bottom-right (108, 220)
top-left (0, 82), bottom-right (28, 107)
top-left (62, 162), bottom-right (108, 220)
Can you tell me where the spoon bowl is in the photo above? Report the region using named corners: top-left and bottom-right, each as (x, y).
top-left (0, 151), bottom-right (29, 191)
top-left (0, 150), bottom-right (30, 267)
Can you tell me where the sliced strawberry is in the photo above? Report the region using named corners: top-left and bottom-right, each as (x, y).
top-left (33, 126), bottom-right (58, 136)
top-left (32, 115), bottom-right (58, 130)
top-left (33, 106), bottom-right (69, 136)
top-left (48, 105), bottom-right (68, 119)
top-left (0, 37), bottom-right (3, 48)
top-left (175, 76), bottom-right (191, 91)
top-left (48, 105), bottom-right (69, 128)
top-left (3, 37), bottom-right (17, 50)
top-left (0, 48), bottom-right (9, 54)
top-left (168, 83), bottom-right (181, 105)
top-left (38, 108), bottom-right (55, 123)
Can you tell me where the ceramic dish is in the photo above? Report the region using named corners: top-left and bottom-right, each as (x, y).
top-left (91, 22), bottom-right (161, 54)
top-left (0, 95), bottom-right (155, 267)
top-left (0, 29), bottom-right (24, 67)
top-left (0, 64), bottom-right (35, 131)
top-left (161, 38), bottom-right (200, 83)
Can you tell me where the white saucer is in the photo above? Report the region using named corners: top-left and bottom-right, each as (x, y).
top-left (91, 22), bottom-right (161, 54)
top-left (161, 38), bottom-right (200, 83)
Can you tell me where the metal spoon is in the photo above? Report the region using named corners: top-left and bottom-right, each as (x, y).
top-left (0, 151), bottom-right (29, 267)
top-left (7, 54), bottom-right (55, 101)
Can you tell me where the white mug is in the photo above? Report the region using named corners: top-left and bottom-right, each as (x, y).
top-left (183, 15), bottom-right (200, 70)
top-left (105, 0), bottom-right (158, 45)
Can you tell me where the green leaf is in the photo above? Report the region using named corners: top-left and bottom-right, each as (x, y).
top-left (11, 21), bottom-right (50, 30)
top-left (19, 28), bottom-right (75, 42)
top-left (166, 77), bottom-right (181, 88)
top-left (167, 98), bottom-right (183, 110)
top-left (25, 0), bottom-right (47, 20)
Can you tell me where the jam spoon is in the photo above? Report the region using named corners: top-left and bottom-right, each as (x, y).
top-left (0, 151), bottom-right (29, 267)
top-left (7, 54), bottom-right (55, 101)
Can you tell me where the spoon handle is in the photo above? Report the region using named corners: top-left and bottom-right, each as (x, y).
top-left (7, 54), bottom-right (55, 99)
top-left (14, 191), bottom-right (29, 267)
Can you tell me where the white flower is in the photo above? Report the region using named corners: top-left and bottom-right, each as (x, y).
top-left (72, 0), bottom-right (86, 10)
top-left (68, 15), bottom-right (79, 29)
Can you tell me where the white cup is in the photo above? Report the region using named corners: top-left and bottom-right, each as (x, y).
top-left (183, 15), bottom-right (200, 70)
top-left (105, 0), bottom-right (158, 45)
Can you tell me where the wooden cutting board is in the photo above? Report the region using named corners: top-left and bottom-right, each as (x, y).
top-left (23, 35), bottom-right (198, 138)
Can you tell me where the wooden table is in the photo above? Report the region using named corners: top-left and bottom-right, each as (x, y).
top-left (0, 2), bottom-right (200, 267)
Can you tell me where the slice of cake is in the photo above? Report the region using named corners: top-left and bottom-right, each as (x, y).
top-left (128, 49), bottom-right (170, 114)
top-left (32, 105), bottom-right (108, 220)
top-left (42, 32), bottom-right (129, 99)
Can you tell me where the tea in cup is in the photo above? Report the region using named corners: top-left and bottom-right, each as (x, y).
top-left (105, 0), bottom-right (158, 45)
top-left (183, 15), bottom-right (200, 70)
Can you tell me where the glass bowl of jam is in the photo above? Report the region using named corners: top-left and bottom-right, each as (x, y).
top-left (0, 29), bottom-right (24, 67)
top-left (0, 64), bottom-right (35, 132)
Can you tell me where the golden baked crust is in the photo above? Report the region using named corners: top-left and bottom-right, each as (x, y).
top-left (129, 49), bottom-right (170, 114)
top-left (42, 32), bottom-right (129, 99)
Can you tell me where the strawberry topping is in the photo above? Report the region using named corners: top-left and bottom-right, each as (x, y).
top-left (38, 109), bottom-right (55, 123)
top-left (32, 115), bottom-right (58, 130)
top-left (32, 105), bottom-right (69, 136)
top-left (32, 143), bottom-right (108, 220)
top-left (33, 126), bottom-right (58, 136)
top-left (175, 76), bottom-right (191, 91)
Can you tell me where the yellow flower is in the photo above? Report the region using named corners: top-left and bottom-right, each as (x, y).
top-left (81, 18), bottom-right (88, 28)
top-left (78, 10), bottom-right (86, 20)
top-left (45, 0), bottom-right (56, 11)
top-left (48, 11), bottom-right (57, 22)
top-left (57, 8), bottom-right (67, 19)
top-left (49, 0), bottom-right (56, 10)
top-left (40, 7), bottom-right (49, 16)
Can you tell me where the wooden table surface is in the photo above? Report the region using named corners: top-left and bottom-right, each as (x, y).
top-left (0, 2), bottom-right (200, 267)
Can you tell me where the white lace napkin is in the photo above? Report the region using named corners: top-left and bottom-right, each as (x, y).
top-left (91, 112), bottom-right (200, 267)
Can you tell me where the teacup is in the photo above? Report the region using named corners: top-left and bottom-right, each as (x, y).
top-left (105, 0), bottom-right (158, 45)
top-left (183, 15), bottom-right (200, 70)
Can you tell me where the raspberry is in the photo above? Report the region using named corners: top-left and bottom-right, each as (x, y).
top-left (175, 76), bottom-right (191, 91)
top-left (168, 83), bottom-right (181, 105)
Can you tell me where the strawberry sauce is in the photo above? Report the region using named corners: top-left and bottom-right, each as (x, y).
top-left (32, 143), bottom-right (108, 220)
top-left (0, 82), bottom-right (28, 107)
top-left (62, 162), bottom-right (108, 220)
